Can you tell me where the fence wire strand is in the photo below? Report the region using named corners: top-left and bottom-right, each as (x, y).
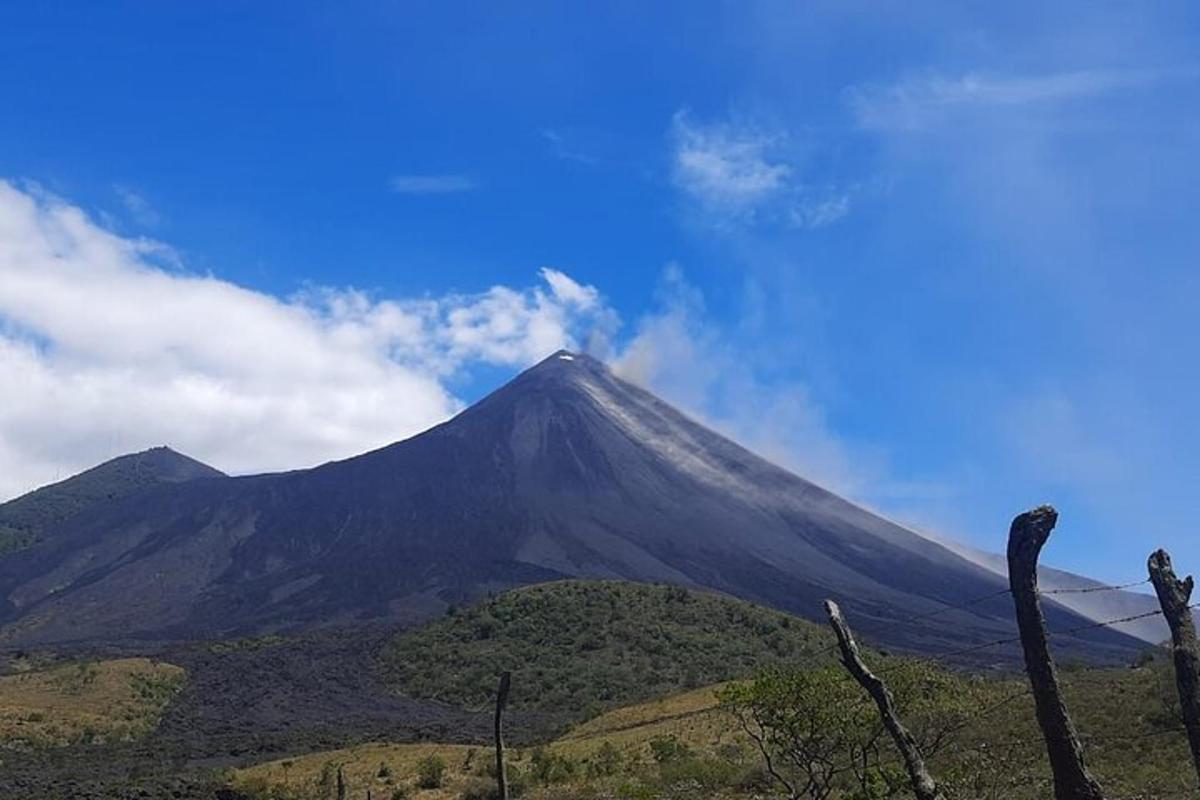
top-left (1041, 578), bottom-right (1152, 595)
top-left (881, 576), bottom-right (1153, 631)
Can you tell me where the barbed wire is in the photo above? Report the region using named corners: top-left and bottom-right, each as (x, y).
top-left (892, 587), bottom-right (1013, 625)
top-left (793, 576), bottom-right (1162, 681)
top-left (1049, 606), bottom-right (1175, 638)
top-left (879, 576), bottom-right (1154, 631)
top-left (873, 602), bottom-right (1199, 676)
top-left (815, 583), bottom-right (1196, 798)
top-left (1041, 578), bottom-right (1152, 595)
top-left (784, 589), bottom-right (1199, 800)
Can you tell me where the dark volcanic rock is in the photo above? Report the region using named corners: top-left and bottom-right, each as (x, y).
top-left (0, 351), bottom-right (1146, 663)
top-left (0, 626), bottom-right (547, 800)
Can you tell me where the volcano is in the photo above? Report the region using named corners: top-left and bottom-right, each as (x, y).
top-left (0, 351), bottom-right (1148, 663)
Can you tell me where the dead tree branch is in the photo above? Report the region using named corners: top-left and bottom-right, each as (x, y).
top-left (825, 599), bottom-right (946, 800)
top-left (1148, 548), bottom-right (1200, 783)
top-left (1007, 506), bottom-right (1105, 800)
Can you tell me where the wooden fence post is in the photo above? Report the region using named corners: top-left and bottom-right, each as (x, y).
top-left (336, 765), bottom-right (346, 800)
top-left (1148, 549), bottom-right (1200, 783)
top-left (825, 600), bottom-right (946, 800)
top-left (1008, 506), bottom-right (1105, 800)
top-left (495, 670), bottom-right (512, 800)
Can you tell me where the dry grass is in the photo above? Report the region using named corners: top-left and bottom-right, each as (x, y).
top-left (0, 657), bottom-right (184, 748)
top-left (234, 684), bottom-right (747, 798)
top-left (560, 682), bottom-right (725, 741)
top-left (553, 682), bottom-right (743, 765)
top-left (232, 663), bottom-right (1199, 800)
top-left (236, 741), bottom-right (480, 800)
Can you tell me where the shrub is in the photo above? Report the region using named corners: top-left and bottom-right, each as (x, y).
top-left (416, 754), bottom-right (447, 789)
top-left (457, 778), bottom-right (492, 800)
top-left (648, 735), bottom-right (691, 764)
top-left (317, 761), bottom-right (340, 795)
top-left (586, 742), bottom-right (623, 777)
top-left (238, 777), bottom-right (306, 800)
top-left (529, 747), bottom-right (576, 784)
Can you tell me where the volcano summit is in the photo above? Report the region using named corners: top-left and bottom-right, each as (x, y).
top-left (0, 352), bottom-right (1145, 663)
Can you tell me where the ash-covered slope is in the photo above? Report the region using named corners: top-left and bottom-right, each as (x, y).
top-left (0, 353), bottom-right (1146, 663)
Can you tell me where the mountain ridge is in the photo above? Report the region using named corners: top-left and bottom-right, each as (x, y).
top-left (0, 352), bottom-right (1149, 664)
top-left (0, 445), bottom-right (224, 555)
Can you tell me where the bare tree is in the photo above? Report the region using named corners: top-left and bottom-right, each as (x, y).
top-left (495, 670), bottom-right (512, 800)
top-left (825, 600), bottom-right (946, 800)
top-left (1007, 506), bottom-right (1105, 800)
top-left (1148, 548), bottom-right (1200, 783)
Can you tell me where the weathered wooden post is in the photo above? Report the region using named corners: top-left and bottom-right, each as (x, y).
top-left (1008, 506), bottom-right (1105, 800)
top-left (1148, 548), bottom-right (1200, 783)
top-left (825, 600), bottom-right (946, 800)
top-left (495, 670), bottom-right (512, 800)
top-left (336, 765), bottom-right (346, 800)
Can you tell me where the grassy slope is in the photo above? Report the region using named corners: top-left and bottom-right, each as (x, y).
top-left (379, 580), bottom-right (838, 716)
top-left (233, 686), bottom-right (737, 800)
top-left (0, 657), bottom-right (185, 749)
top-left (236, 664), bottom-right (1196, 800)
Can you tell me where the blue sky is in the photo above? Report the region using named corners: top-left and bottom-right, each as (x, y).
top-left (1, 2), bottom-right (1198, 582)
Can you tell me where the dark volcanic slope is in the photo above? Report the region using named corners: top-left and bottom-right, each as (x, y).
top-left (0, 352), bottom-right (1146, 662)
top-left (0, 446), bottom-right (224, 554)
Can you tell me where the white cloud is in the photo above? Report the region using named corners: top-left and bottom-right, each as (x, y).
top-left (669, 111), bottom-right (851, 230)
top-left (671, 111), bottom-right (791, 210)
top-left (848, 68), bottom-right (1159, 131)
top-left (388, 174), bottom-right (477, 194)
top-left (538, 267), bottom-right (600, 309)
top-left (113, 184), bottom-right (161, 227)
top-left (541, 129), bottom-right (599, 165)
top-left (788, 195), bottom-right (851, 229)
top-left (0, 181), bottom-right (609, 499)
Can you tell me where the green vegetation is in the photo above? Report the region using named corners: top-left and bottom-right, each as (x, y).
top-left (0, 461), bottom-right (156, 552)
top-left (379, 580), bottom-right (836, 714)
top-left (0, 657), bottom-right (185, 749)
top-left (0, 523), bottom-right (37, 555)
top-left (719, 661), bottom-right (982, 799)
top-left (416, 755), bottom-right (447, 789)
top-left (0, 446), bottom-right (219, 555)
top-left (716, 653), bottom-right (1196, 799)
top-left (204, 634), bottom-right (288, 655)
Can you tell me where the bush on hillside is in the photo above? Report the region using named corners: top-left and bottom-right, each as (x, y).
top-left (415, 754), bottom-right (446, 789)
top-left (380, 581), bottom-right (835, 715)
